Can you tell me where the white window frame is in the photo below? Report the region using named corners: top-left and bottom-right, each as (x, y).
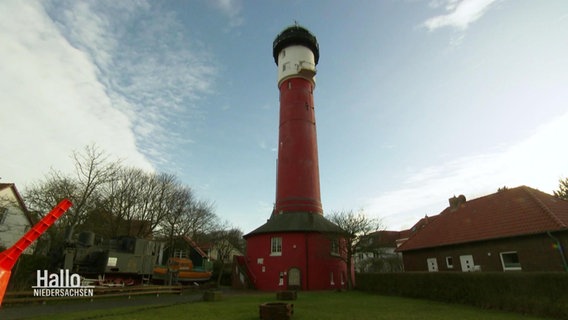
top-left (445, 256), bottom-right (454, 269)
top-left (270, 237), bottom-right (282, 256)
top-left (330, 238), bottom-right (339, 256)
top-left (0, 207), bottom-right (8, 224)
top-left (427, 257), bottom-right (438, 272)
top-left (500, 251), bottom-right (521, 271)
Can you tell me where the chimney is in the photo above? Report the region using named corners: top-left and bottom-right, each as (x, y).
top-left (449, 194), bottom-right (466, 211)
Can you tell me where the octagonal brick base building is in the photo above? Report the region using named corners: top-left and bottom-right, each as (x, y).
top-left (242, 212), bottom-right (349, 291)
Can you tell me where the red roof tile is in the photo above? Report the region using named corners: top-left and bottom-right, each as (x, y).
top-left (397, 186), bottom-right (568, 252)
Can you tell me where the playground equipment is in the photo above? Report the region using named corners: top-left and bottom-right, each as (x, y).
top-left (0, 199), bottom-right (72, 306)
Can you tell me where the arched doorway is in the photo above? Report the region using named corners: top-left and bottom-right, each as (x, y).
top-left (288, 267), bottom-right (301, 290)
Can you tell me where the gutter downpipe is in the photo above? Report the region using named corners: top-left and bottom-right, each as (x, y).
top-left (305, 234), bottom-right (309, 290)
top-left (547, 231), bottom-right (568, 272)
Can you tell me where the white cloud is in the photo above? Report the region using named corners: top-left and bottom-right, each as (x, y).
top-left (43, 1), bottom-right (217, 165)
top-left (0, 0), bottom-right (216, 187)
top-left (210, 0), bottom-right (244, 28)
top-left (0, 0), bottom-right (151, 186)
top-left (424, 0), bottom-right (500, 31)
top-left (366, 110), bottom-right (568, 230)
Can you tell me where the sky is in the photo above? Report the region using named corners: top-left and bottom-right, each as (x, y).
top-left (1, 0), bottom-right (567, 234)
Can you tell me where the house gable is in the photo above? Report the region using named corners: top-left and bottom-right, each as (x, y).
top-left (0, 183), bottom-right (35, 252)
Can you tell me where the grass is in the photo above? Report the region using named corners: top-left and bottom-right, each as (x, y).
top-left (30, 290), bottom-right (552, 320)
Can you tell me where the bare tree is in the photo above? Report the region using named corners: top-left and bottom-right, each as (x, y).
top-left (95, 170), bottom-right (202, 239)
top-left (158, 183), bottom-right (195, 247)
top-left (328, 209), bottom-right (382, 289)
top-left (153, 180), bottom-right (219, 265)
top-left (24, 144), bottom-right (219, 256)
top-left (554, 177), bottom-right (568, 201)
top-left (183, 199), bottom-right (218, 243)
top-left (92, 167), bottom-right (147, 237)
top-left (24, 172), bottom-right (77, 222)
top-left (135, 173), bottom-right (180, 237)
top-left (69, 145), bottom-right (120, 225)
top-left (25, 144), bottom-right (120, 245)
top-left (207, 225), bottom-right (245, 286)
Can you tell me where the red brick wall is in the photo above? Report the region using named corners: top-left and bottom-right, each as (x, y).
top-left (245, 231), bottom-right (348, 290)
top-left (401, 232), bottom-right (568, 272)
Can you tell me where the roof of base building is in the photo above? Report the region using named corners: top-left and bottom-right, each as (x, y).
top-left (244, 211), bottom-right (344, 238)
top-left (397, 186), bottom-right (568, 252)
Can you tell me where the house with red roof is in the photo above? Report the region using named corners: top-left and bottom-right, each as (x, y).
top-left (355, 230), bottom-right (405, 272)
top-left (396, 186), bottom-right (568, 272)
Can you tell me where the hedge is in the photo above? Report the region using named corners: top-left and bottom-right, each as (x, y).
top-left (7, 255), bottom-right (51, 291)
top-left (356, 272), bottom-right (568, 319)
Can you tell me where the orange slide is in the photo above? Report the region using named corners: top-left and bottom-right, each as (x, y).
top-left (0, 199), bottom-right (72, 307)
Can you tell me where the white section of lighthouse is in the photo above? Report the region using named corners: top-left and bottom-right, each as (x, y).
top-left (276, 45), bottom-right (317, 86)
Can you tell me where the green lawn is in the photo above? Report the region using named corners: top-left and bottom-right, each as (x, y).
top-left (32, 290), bottom-right (552, 320)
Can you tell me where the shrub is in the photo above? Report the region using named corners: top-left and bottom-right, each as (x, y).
top-left (8, 254), bottom-right (51, 291)
top-left (356, 272), bottom-right (568, 319)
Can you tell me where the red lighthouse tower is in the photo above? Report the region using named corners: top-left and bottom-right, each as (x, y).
top-left (242, 25), bottom-right (348, 291)
top-left (273, 25), bottom-right (322, 216)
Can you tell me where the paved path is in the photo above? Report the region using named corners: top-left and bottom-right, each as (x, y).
top-left (0, 292), bottom-right (203, 320)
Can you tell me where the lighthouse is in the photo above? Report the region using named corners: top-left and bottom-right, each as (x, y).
top-left (273, 24), bottom-right (322, 216)
top-left (241, 25), bottom-right (348, 291)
